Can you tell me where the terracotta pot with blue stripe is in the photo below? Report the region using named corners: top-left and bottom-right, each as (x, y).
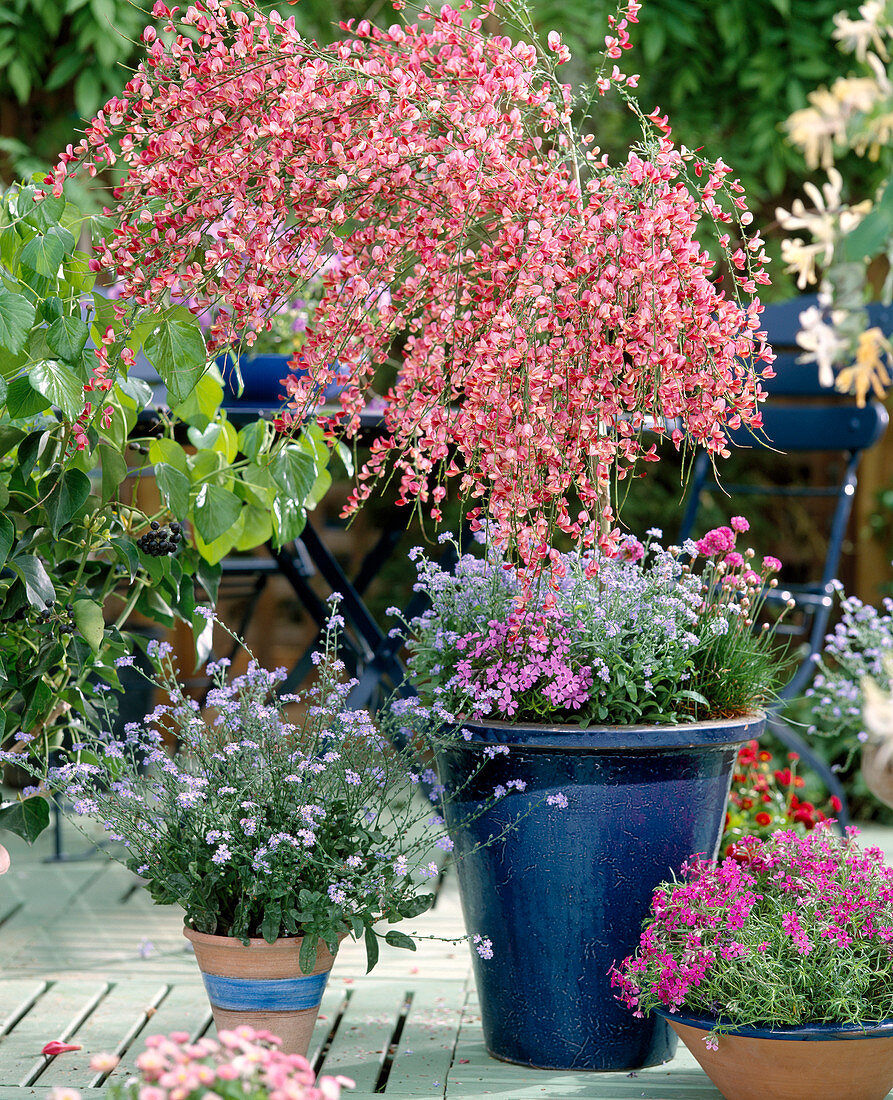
top-left (184, 927), bottom-right (341, 1054)
top-left (436, 713), bottom-right (763, 1072)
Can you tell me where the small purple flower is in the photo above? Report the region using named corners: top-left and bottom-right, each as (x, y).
top-left (473, 934), bottom-right (494, 960)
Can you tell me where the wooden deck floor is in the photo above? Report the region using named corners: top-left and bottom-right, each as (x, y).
top-left (3, 814), bottom-right (893, 1100)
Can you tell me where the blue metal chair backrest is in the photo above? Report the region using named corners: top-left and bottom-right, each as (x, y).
top-left (678, 296), bottom-right (889, 824)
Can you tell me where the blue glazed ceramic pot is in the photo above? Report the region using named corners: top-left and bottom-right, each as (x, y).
top-left (215, 352), bottom-right (346, 405)
top-left (436, 713), bottom-right (763, 1071)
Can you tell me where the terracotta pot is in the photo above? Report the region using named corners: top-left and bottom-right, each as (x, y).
top-left (662, 1011), bottom-right (893, 1100)
top-left (184, 927), bottom-right (341, 1055)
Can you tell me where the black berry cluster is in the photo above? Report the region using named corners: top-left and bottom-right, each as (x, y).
top-left (136, 520), bottom-right (182, 557)
top-left (15, 601), bottom-right (76, 634)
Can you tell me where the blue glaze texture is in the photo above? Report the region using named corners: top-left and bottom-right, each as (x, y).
top-left (437, 714), bottom-right (762, 1071)
top-left (654, 1008), bottom-right (893, 1042)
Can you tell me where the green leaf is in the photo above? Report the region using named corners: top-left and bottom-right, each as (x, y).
top-left (299, 932), bottom-right (320, 974)
top-left (144, 318), bottom-right (208, 404)
top-left (46, 316), bottom-right (90, 362)
top-left (98, 443), bottom-right (128, 502)
top-left (6, 58), bottom-right (31, 103)
top-left (0, 797), bottom-right (50, 843)
top-left (306, 467), bottom-right (332, 511)
top-left (262, 902), bottom-right (282, 944)
top-left (193, 483), bottom-right (241, 545)
top-left (0, 289), bottom-right (36, 355)
top-left (192, 513), bottom-right (244, 566)
top-left (0, 425), bottom-right (25, 459)
top-left (195, 557), bottom-right (221, 604)
top-left (384, 929), bottom-right (417, 951)
top-left (0, 512), bottom-right (13, 566)
top-left (364, 925), bottom-right (379, 974)
top-left (188, 419), bottom-right (238, 463)
top-left (9, 554), bottom-right (55, 608)
top-left (234, 505), bottom-right (272, 551)
top-left (29, 359), bottom-right (84, 421)
top-left (170, 370), bottom-right (223, 428)
top-left (116, 374), bottom-right (153, 409)
top-left (272, 496), bottom-right (306, 545)
top-left (271, 445), bottom-right (317, 503)
top-left (148, 437), bottom-right (189, 474)
top-left (19, 231), bottom-right (65, 277)
top-left (111, 536), bottom-right (140, 580)
top-left (5, 376), bottom-right (50, 419)
top-left (21, 677), bottom-right (53, 733)
top-left (155, 463), bottom-right (191, 518)
top-left (237, 419), bottom-right (267, 462)
top-left (72, 598), bottom-right (104, 654)
top-left (842, 206), bottom-right (893, 263)
top-left (43, 468), bottom-right (91, 536)
top-left (0, 374), bottom-right (6, 407)
top-left (193, 611), bottom-right (214, 666)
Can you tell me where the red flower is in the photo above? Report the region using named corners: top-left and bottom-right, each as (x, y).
top-left (755, 812), bottom-right (772, 826)
top-left (830, 796), bottom-right (843, 813)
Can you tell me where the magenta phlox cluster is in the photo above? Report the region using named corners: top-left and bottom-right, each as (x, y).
top-left (612, 827), bottom-right (893, 1029)
top-left (51, 0), bottom-right (773, 560)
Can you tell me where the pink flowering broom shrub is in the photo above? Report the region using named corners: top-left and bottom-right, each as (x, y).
top-left (47, 0), bottom-right (774, 562)
top-left (610, 826), bottom-right (893, 1040)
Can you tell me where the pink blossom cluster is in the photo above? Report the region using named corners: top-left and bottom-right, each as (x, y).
top-left (109, 1027), bottom-right (352, 1100)
top-left (454, 608), bottom-right (594, 715)
top-left (51, 0), bottom-right (773, 560)
top-left (611, 826), bottom-right (893, 1027)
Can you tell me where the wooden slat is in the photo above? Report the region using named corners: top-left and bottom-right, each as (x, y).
top-left (110, 982), bottom-right (211, 1078)
top-left (39, 982), bottom-right (169, 1088)
top-left (307, 985), bottom-right (348, 1065)
top-left (319, 982), bottom-right (408, 1092)
top-left (0, 984), bottom-right (47, 1036)
top-left (384, 981), bottom-right (466, 1096)
top-left (0, 980), bottom-right (107, 1087)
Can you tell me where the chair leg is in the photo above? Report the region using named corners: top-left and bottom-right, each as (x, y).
top-left (765, 713), bottom-right (850, 832)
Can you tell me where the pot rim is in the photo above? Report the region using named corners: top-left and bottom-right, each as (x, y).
top-left (654, 1006), bottom-right (893, 1041)
top-left (443, 711), bottom-right (766, 752)
top-left (183, 926), bottom-right (346, 950)
top-left (458, 710), bottom-right (766, 736)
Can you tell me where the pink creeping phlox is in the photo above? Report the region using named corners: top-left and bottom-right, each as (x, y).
top-left (611, 826), bottom-right (893, 1036)
top-left (50, 0), bottom-right (773, 562)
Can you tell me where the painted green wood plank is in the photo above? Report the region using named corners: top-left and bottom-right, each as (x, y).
top-left (319, 983), bottom-right (408, 1092)
top-left (38, 982), bottom-right (169, 1088)
top-left (110, 981), bottom-right (211, 1078)
top-left (0, 984), bottom-right (47, 1035)
top-left (306, 985), bottom-right (348, 1066)
top-left (0, 1088), bottom-right (43, 1100)
top-left (383, 981), bottom-right (465, 1096)
top-left (0, 980), bottom-right (107, 1088)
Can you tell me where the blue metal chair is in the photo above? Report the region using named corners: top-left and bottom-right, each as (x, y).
top-left (678, 295), bottom-right (890, 825)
